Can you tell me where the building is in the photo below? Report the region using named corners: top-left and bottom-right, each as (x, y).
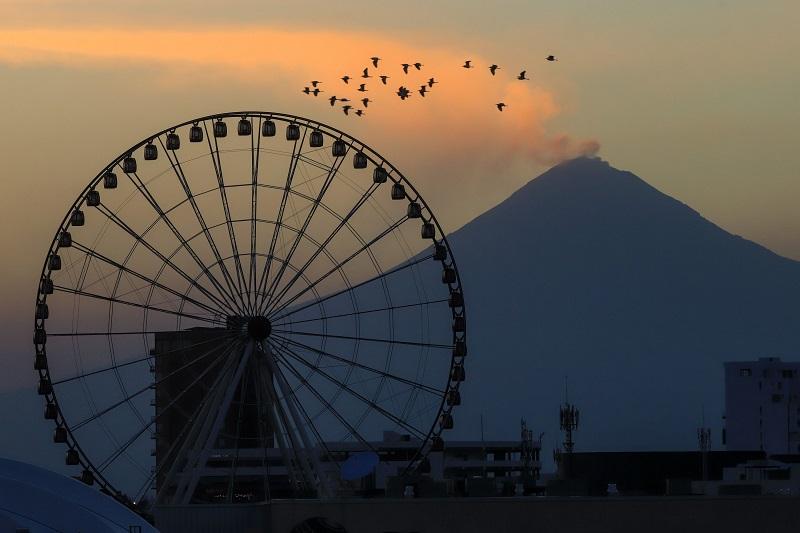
top-left (724, 357), bottom-right (800, 454)
top-left (152, 329), bottom-right (542, 503)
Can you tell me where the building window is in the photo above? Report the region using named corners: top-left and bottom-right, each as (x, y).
top-left (782, 370), bottom-right (794, 379)
top-left (740, 368), bottom-right (752, 377)
top-left (772, 394), bottom-right (783, 403)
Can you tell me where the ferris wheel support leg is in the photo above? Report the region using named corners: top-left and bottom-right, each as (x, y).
top-left (262, 341), bottom-right (331, 498)
top-left (259, 343), bottom-right (318, 495)
top-left (177, 339), bottom-right (254, 505)
top-left (155, 342), bottom-right (241, 505)
top-left (256, 357), bottom-right (303, 495)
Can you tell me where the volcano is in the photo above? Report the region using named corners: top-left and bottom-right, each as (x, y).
top-left (447, 157), bottom-right (800, 451)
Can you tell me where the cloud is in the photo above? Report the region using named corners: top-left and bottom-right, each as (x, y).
top-left (0, 26), bottom-right (599, 173)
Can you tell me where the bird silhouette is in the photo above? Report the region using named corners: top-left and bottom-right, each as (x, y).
top-left (312, 88), bottom-right (323, 96)
top-left (310, 80), bottom-right (322, 87)
top-left (358, 83), bottom-right (368, 92)
top-left (413, 62), bottom-right (423, 70)
top-left (341, 75), bottom-right (351, 84)
top-left (396, 86), bottom-right (411, 100)
top-left (401, 63), bottom-right (411, 74)
top-left (302, 87), bottom-right (311, 94)
top-left (362, 67), bottom-right (371, 78)
top-left (546, 55), bottom-right (557, 62)
top-left (329, 95), bottom-right (338, 106)
top-left (418, 85), bottom-right (428, 97)
top-left (379, 75), bottom-right (390, 85)
top-left (489, 64), bottom-right (500, 75)
top-left (427, 77), bottom-right (438, 88)
top-left (462, 60), bottom-right (473, 69)
top-left (361, 98), bottom-right (371, 108)
top-left (355, 109), bottom-right (365, 117)
top-left (496, 102), bottom-right (507, 111)
top-left (340, 98), bottom-right (351, 103)
top-left (342, 105), bottom-right (352, 116)
top-left (371, 57), bottom-right (380, 68)
top-left (517, 70), bottom-right (529, 80)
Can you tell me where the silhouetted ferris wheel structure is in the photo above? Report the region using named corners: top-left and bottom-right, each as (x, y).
top-left (32, 112), bottom-right (467, 506)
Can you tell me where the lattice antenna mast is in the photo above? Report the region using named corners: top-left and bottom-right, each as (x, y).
top-left (520, 419), bottom-right (535, 480)
top-left (697, 407), bottom-right (711, 482)
top-left (559, 377), bottom-right (579, 454)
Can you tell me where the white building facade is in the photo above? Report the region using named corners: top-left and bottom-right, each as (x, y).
top-left (724, 357), bottom-right (800, 455)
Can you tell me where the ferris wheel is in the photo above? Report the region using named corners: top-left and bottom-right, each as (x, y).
top-left (32, 112), bottom-right (467, 506)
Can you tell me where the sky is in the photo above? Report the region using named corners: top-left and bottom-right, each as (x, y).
top-left (0, 0), bottom-right (798, 464)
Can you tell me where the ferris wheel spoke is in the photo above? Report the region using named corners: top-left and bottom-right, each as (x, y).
top-left (71, 335), bottom-right (240, 431)
top-left (249, 117), bottom-right (263, 315)
top-left (205, 123), bottom-right (250, 313)
top-left (260, 147), bottom-right (350, 316)
top-left (50, 331), bottom-right (238, 385)
top-left (255, 126), bottom-right (308, 313)
top-left (265, 212), bottom-right (406, 319)
top-left (271, 333), bottom-right (445, 396)
top-left (117, 164), bottom-right (247, 316)
top-left (95, 204), bottom-right (240, 317)
top-left (70, 241), bottom-right (223, 318)
top-left (270, 343), bottom-right (368, 465)
top-left (262, 182), bottom-right (382, 316)
top-left (158, 137), bottom-right (247, 317)
top-left (270, 251), bottom-right (432, 324)
top-left (274, 329), bottom-right (450, 350)
top-left (53, 285), bottom-right (222, 325)
top-left (272, 298), bottom-right (449, 327)
top-left (269, 341), bottom-right (377, 453)
top-left (95, 339), bottom-right (239, 473)
top-left (269, 358), bottom-right (339, 472)
top-left (272, 340), bottom-right (427, 440)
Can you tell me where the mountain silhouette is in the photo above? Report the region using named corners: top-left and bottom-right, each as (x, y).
top-left (445, 157), bottom-right (800, 452)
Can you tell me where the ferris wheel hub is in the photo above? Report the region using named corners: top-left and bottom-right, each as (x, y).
top-left (247, 316), bottom-right (272, 340)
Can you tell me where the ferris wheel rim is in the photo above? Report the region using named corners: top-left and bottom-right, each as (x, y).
top-left (33, 111), bottom-right (467, 505)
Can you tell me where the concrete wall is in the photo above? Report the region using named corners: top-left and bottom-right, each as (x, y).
top-left (157, 496), bottom-right (800, 533)
top-left (270, 497), bottom-right (800, 533)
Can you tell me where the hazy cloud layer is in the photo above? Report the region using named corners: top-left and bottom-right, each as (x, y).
top-left (0, 26), bottom-right (599, 168)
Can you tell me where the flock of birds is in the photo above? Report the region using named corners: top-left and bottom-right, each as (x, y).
top-left (300, 55), bottom-right (559, 117)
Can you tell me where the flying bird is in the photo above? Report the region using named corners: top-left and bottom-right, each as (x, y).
top-left (427, 77), bottom-right (438, 88)
top-left (489, 64), bottom-right (500, 75)
top-left (357, 83), bottom-right (368, 92)
top-left (413, 62), bottom-right (423, 70)
top-left (396, 86), bottom-right (411, 100)
top-left (401, 63), bottom-right (411, 74)
top-left (362, 67), bottom-right (371, 78)
top-left (462, 60), bottom-right (473, 69)
top-left (361, 97), bottom-right (371, 108)
top-left (310, 80), bottom-right (322, 87)
top-left (496, 102), bottom-right (507, 111)
top-left (328, 95), bottom-right (339, 106)
top-left (302, 87), bottom-right (311, 94)
top-left (371, 56), bottom-right (380, 68)
top-left (342, 105), bottom-right (352, 116)
top-left (355, 109), bottom-right (365, 117)
top-left (418, 85), bottom-right (428, 97)
top-left (341, 75), bottom-right (351, 84)
top-left (379, 75), bottom-right (390, 85)
top-left (517, 70), bottom-right (529, 80)
top-left (312, 88), bottom-right (323, 96)
top-left (546, 55), bottom-right (557, 62)
top-left (339, 97), bottom-right (351, 103)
